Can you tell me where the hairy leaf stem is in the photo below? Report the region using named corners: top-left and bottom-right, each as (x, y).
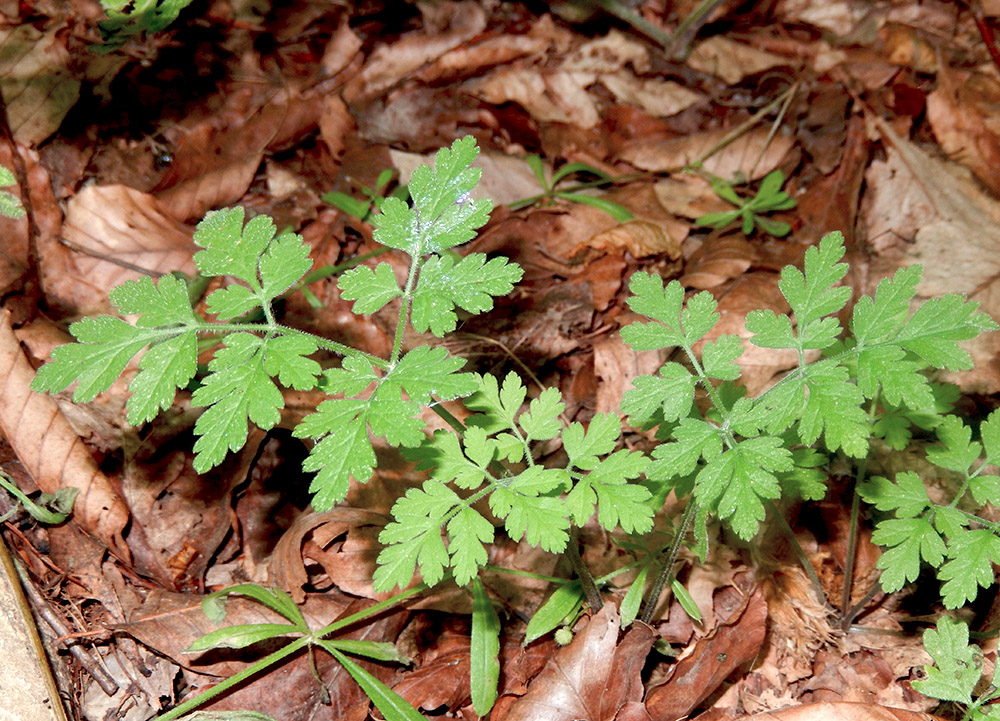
top-left (640, 498), bottom-right (698, 625)
top-left (841, 394), bottom-right (879, 617)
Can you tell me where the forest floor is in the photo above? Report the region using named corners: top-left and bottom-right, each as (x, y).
top-left (3, 1), bottom-right (1000, 720)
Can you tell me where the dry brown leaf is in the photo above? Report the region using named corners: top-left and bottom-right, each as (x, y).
top-left (120, 430), bottom-right (265, 589)
top-left (504, 604), bottom-right (655, 721)
top-left (414, 31), bottom-right (555, 84)
top-left (271, 508), bottom-right (388, 603)
top-left (0, 145), bottom-right (28, 295)
top-left (319, 19), bottom-right (363, 78)
top-left (0, 311), bottom-right (130, 559)
top-left (585, 219), bottom-right (684, 260)
top-left (644, 587), bottom-right (767, 721)
top-left (390, 148), bottom-right (546, 205)
top-left (735, 702), bottom-right (944, 721)
top-left (599, 73), bottom-right (702, 119)
top-left (562, 29), bottom-right (650, 73)
top-left (618, 127), bottom-right (795, 180)
top-left (680, 236), bottom-right (757, 290)
top-left (392, 637), bottom-right (471, 712)
top-left (926, 69), bottom-right (1000, 197)
top-left (344, 0), bottom-right (487, 103)
top-left (466, 67), bottom-right (600, 127)
top-left (686, 36), bottom-right (790, 84)
top-left (155, 83), bottom-right (322, 220)
top-left (0, 24), bottom-right (80, 146)
top-left (653, 175), bottom-right (732, 220)
top-left (863, 119), bottom-right (1000, 392)
top-left (54, 185), bottom-right (197, 314)
top-left (593, 334), bottom-right (667, 415)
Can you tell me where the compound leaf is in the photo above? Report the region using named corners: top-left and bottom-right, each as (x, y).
top-left (448, 508), bottom-right (494, 586)
top-left (126, 332), bottom-right (198, 424)
top-left (490, 487), bottom-right (568, 552)
top-left (927, 416), bottom-right (981, 473)
top-left (411, 253), bottom-right (522, 336)
top-left (193, 207), bottom-right (273, 285)
top-left (701, 334), bottom-right (743, 380)
top-left (373, 137), bottom-right (492, 257)
top-left (797, 360), bottom-right (869, 457)
top-left (912, 616), bottom-right (980, 705)
top-left (566, 449), bottom-right (652, 533)
top-left (851, 264), bottom-right (920, 345)
top-left (621, 364), bottom-right (695, 425)
top-left (778, 231), bottom-right (850, 326)
top-left (110, 273), bottom-right (198, 327)
top-left (563, 413), bottom-right (622, 470)
top-left (518, 387), bottom-right (564, 442)
top-left (856, 346), bottom-right (934, 410)
top-left (31, 317), bottom-right (157, 401)
top-left (649, 418), bottom-right (723, 479)
top-left (745, 310), bottom-right (795, 349)
top-left (695, 436), bottom-right (789, 540)
top-left (939, 529), bottom-right (1000, 609)
top-left (872, 517), bottom-right (946, 593)
top-left (338, 262), bottom-right (402, 315)
top-left (897, 295), bottom-right (999, 370)
top-left (383, 346), bottom-right (477, 403)
top-left (376, 480), bottom-right (458, 589)
top-left (857, 471), bottom-right (930, 518)
top-left (262, 335), bottom-right (321, 391)
top-left (191, 333), bottom-right (283, 472)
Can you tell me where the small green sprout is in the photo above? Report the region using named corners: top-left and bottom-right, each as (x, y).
top-left (696, 169), bottom-right (797, 236)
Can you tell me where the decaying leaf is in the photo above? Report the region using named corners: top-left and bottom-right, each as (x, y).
top-left (504, 603), bottom-right (655, 721)
top-left (1, 311), bottom-right (130, 559)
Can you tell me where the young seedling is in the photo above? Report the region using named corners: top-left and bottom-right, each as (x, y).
top-left (695, 168), bottom-right (797, 236)
top-left (323, 168), bottom-right (408, 223)
top-left (509, 155), bottom-right (635, 221)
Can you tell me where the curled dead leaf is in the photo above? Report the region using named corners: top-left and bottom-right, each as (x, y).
top-left (0, 311), bottom-right (130, 560)
top-left (585, 219), bottom-right (683, 260)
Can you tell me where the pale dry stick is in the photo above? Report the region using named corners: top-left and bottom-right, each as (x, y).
top-left (688, 83), bottom-right (800, 172)
top-left (748, 82), bottom-right (799, 180)
top-left (9, 548), bottom-right (119, 696)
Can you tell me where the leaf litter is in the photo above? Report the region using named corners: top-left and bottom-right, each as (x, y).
top-left (1, 0), bottom-right (999, 720)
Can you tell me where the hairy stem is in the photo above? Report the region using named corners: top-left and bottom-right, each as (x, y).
top-left (640, 498), bottom-right (698, 624)
top-left (566, 526), bottom-right (603, 611)
top-left (842, 395), bottom-right (878, 617)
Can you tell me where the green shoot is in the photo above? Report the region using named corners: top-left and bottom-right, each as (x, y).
top-left (695, 169), bottom-right (797, 236)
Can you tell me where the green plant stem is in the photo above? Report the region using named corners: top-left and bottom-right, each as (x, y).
top-left (640, 499), bottom-right (698, 624)
top-left (390, 252), bottom-right (423, 367)
top-left (484, 565), bottom-right (571, 585)
top-left (157, 635), bottom-right (310, 721)
top-left (842, 395), bottom-right (878, 618)
top-left (668, 0), bottom-right (725, 55)
top-left (841, 573), bottom-right (882, 630)
top-left (566, 526), bottom-right (603, 611)
top-left (591, 0), bottom-right (675, 50)
top-left (767, 500), bottom-right (835, 612)
top-left (507, 172), bottom-right (649, 211)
